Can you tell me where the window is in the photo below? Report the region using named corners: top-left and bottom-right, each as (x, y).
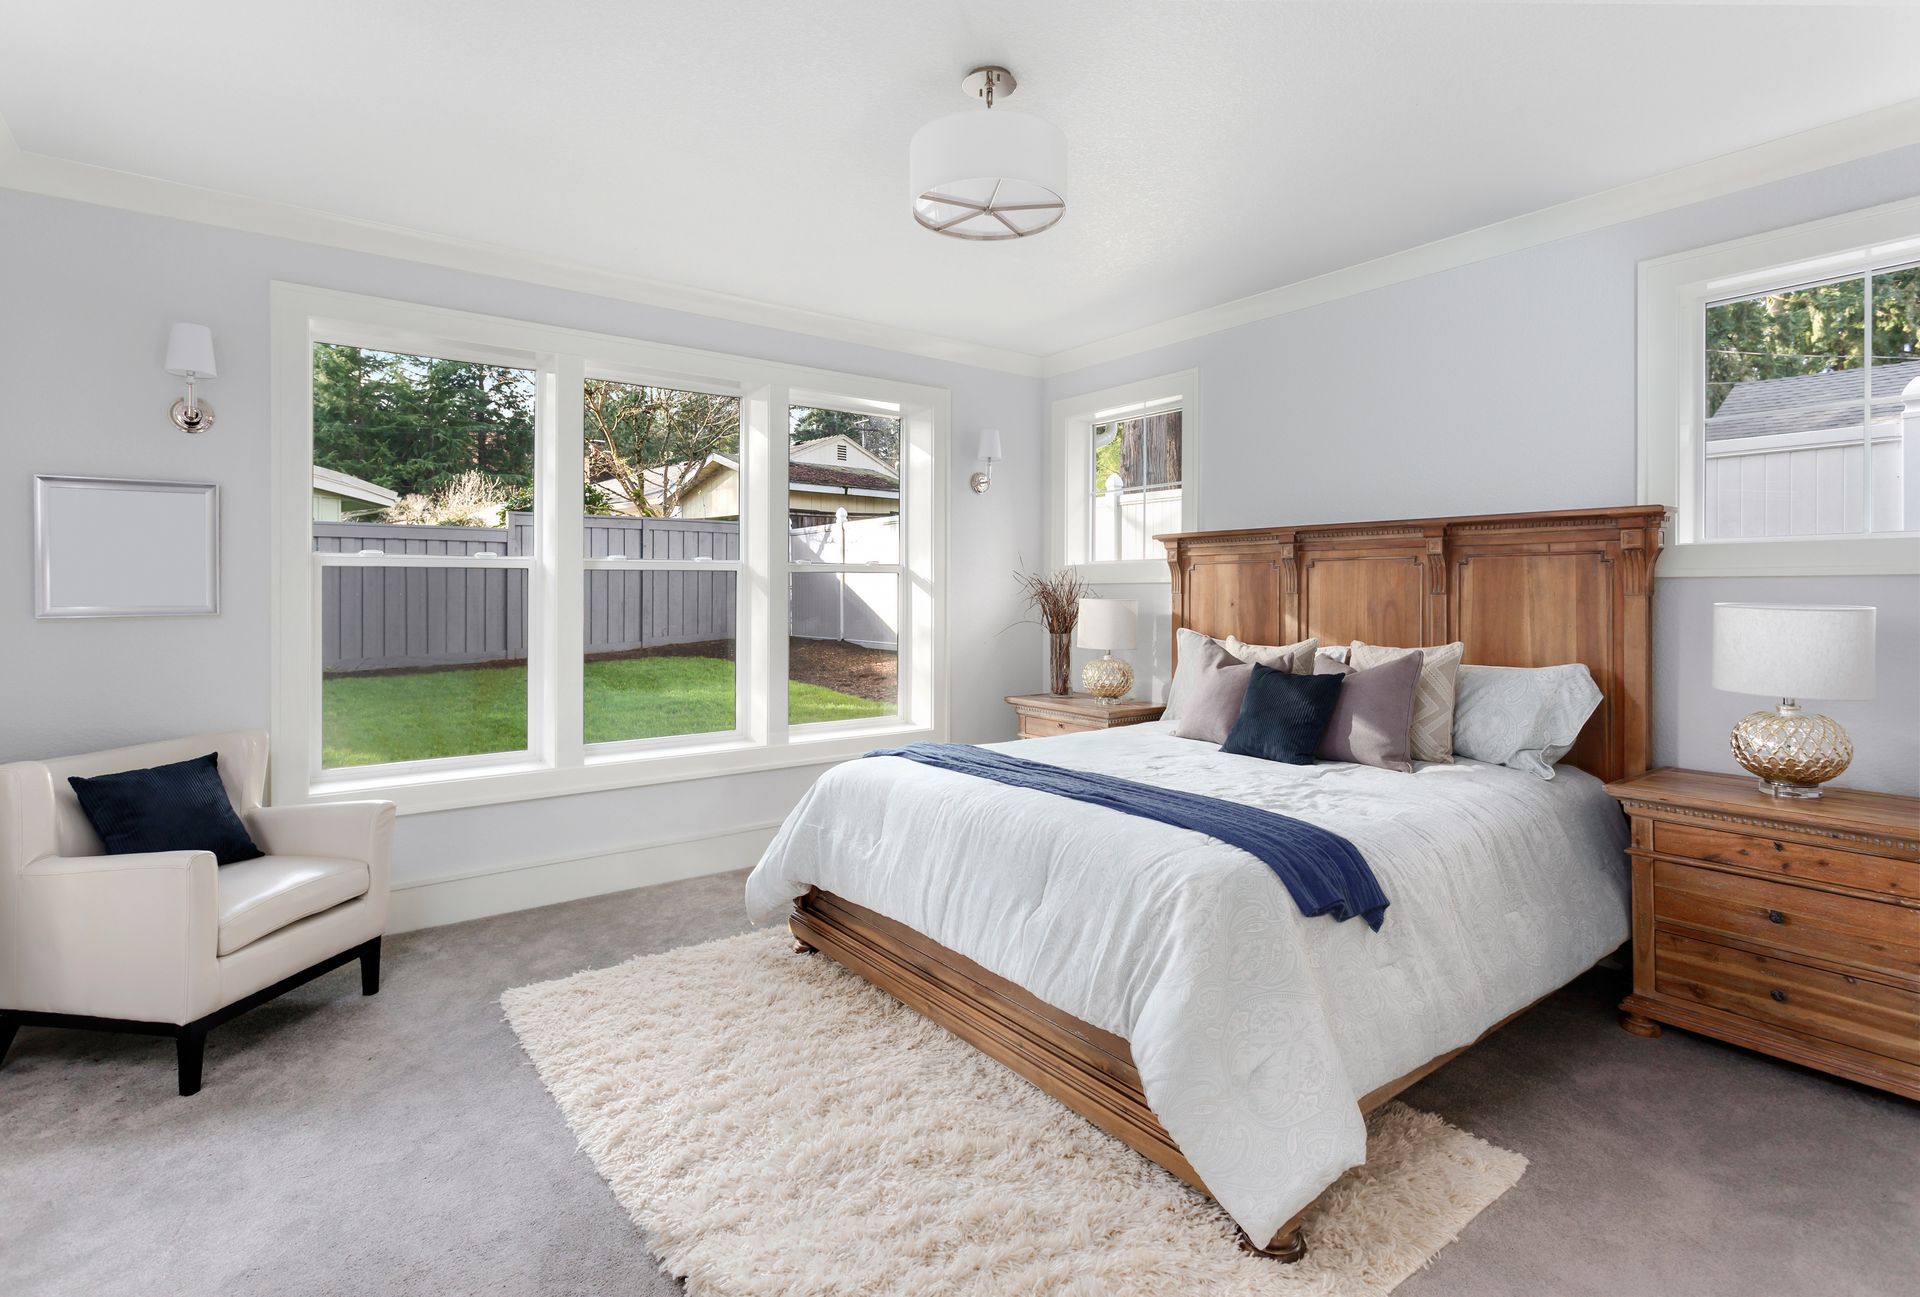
top-left (271, 286), bottom-right (947, 812)
top-left (1052, 370), bottom-right (1199, 581)
top-left (1639, 198), bottom-right (1920, 576)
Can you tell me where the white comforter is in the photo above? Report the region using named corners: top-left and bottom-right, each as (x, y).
top-left (744, 722), bottom-right (1629, 1242)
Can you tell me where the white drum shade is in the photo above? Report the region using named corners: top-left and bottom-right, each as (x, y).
top-left (165, 323), bottom-right (217, 379)
top-left (910, 109), bottom-right (1067, 240)
top-left (1712, 603), bottom-right (1876, 701)
top-left (1077, 598), bottom-right (1137, 652)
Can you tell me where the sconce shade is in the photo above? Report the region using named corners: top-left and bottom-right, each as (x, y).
top-left (165, 323), bottom-right (217, 379)
top-left (1712, 603), bottom-right (1875, 701)
top-left (1077, 598), bottom-right (1137, 651)
top-left (977, 428), bottom-right (1003, 462)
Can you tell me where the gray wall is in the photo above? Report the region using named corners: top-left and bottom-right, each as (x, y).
top-left (0, 189), bottom-right (1045, 884)
top-left (1048, 145), bottom-right (1920, 796)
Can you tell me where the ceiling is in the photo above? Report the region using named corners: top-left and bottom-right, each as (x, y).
top-left (3, 2), bottom-right (1918, 360)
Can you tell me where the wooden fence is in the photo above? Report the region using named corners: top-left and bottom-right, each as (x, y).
top-left (316, 514), bottom-right (892, 672)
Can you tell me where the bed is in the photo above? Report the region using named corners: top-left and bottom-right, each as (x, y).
top-left (745, 505), bottom-right (1667, 1260)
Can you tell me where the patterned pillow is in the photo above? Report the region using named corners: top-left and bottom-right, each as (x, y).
top-left (1222, 635), bottom-right (1318, 674)
top-left (1348, 641), bottom-right (1465, 764)
top-left (1452, 664), bottom-right (1602, 779)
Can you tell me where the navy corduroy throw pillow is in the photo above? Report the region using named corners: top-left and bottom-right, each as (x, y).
top-left (1220, 664), bottom-right (1345, 765)
top-left (68, 752), bottom-right (263, 865)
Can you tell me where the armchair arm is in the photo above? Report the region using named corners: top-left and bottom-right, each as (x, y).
top-left (6, 850), bottom-right (220, 1022)
top-left (246, 801), bottom-right (396, 871)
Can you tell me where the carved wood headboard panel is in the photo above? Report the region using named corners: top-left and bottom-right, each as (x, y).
top-left (1160, 506), bottom-right (1668, 784)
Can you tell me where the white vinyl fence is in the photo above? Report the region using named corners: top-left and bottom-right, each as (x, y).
top-left (1704, 390), bottom-right (1918, 539)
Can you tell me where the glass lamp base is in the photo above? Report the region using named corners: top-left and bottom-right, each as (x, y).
top-left (1754, 778), bottom-right (1824, 799)
top-left (1730, 703), bottom-right (1852, 798)
top-left (1081, 654), bottom-right (1134, 701)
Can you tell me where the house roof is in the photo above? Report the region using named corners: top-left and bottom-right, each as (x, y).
top-left (1709, 358), bottom-right (1920, 440)
top-left (312, 465), bottom-right (398, 507)
top-left (787, 461), bottom-right (898, 493)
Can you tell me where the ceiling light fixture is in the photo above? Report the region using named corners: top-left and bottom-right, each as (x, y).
top-left (910, 66), bottom-right (1066, 241)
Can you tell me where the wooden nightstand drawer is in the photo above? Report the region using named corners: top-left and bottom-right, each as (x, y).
top-left (1018, 715), bottom-right (1079, 739)
top-left (1653, 821), bottom-right (1910, 899)
top-left (1654, 931), bottom-right (1920, 1066)
top-left (1652, 860), bottom-right (1920, 982)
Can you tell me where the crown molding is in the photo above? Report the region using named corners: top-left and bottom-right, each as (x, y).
top-left (3, 96), bottom-right (1916, 384)
top-left (0, 123), bottom-right (1044, 379)
top-left (1037, 97), bottom-right (1920, 377)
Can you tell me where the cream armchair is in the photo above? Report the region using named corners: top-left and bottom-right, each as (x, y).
top-left (0, 730), bottom-right (394, 1095)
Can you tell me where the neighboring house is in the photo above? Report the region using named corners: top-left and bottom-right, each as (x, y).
top-left (596, 434), bottom-right (901, 526)
top-left (1704, 359), bottom-right (1919, 537)
top-left (311, 466), bottom-right (398, 521)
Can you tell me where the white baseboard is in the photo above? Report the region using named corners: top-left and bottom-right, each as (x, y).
top-left (387, 820), bottom-right (783, 933)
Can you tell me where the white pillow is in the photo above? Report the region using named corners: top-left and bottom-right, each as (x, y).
top-left (1451, 664), bottom-right (1602, 779)
top-left (1163, 628), bottom-right (1215, 722)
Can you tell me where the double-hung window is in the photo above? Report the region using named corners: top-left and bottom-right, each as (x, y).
top-left (271, 285), bottom-right (947, 811)
top-left (1051, 370), bottom-right (1199, 581)
top-left (1639, 198), bottom-right (1920, 576)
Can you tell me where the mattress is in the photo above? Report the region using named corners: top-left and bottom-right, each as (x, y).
top-left (744, 721), bottom-right (1630, 1242)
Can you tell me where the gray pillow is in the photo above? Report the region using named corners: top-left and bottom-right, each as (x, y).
top-left (1169, 638), bottom-right (1254, 743)
top-left (1162, 627), bottom-right (1215, 723)
top-left (1313, 651), bottom-right (1422, 772)
top-left (1452, 663), bottom-right (1603, 779)
top-left (1223, 635), bottom-right (1318, 674)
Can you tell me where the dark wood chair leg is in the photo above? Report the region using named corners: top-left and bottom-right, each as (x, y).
top-left (0, 1013), bottom-right (19, 1068)
top-left (176, 1026), bottom-right (207, 1097)
top-left (359, 937), bottom-right (382, 996)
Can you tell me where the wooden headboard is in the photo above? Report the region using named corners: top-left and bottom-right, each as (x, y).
top-left (1160, 506), bottom-right (1668, 783)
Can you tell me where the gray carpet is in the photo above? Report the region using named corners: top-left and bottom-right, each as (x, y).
top-left (1, 869), bottom-right (1913, 1297)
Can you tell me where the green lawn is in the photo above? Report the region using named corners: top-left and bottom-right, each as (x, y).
top-left (322, 655), bottom-right (889, 768)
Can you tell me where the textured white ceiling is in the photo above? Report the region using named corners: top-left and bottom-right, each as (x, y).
top-left (3, 2), bottom-right (1918, 357)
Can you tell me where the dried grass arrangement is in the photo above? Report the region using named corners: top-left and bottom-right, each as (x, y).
top-left (1016, 568), bottom-right (1092, 695)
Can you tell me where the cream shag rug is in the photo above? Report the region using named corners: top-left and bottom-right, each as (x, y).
top-left (503, 931), bottom-right (1525, 1297)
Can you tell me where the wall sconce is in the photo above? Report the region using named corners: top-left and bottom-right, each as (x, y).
top-left (970, 428), bottom-right (1003, 494)
top-left (165, 323), bottom-right (217, 434)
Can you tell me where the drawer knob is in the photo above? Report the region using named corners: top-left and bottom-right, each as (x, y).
top-left (1766, 910), bottom-right (1786, 925)
top-left (1770, 989), bottom-right (1788, 1003)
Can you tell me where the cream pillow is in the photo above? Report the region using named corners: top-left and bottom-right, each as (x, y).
top-left (1223, 635), bottom-right (1317, 674)
top-left (1348, 640), bottom-right (1465, 763)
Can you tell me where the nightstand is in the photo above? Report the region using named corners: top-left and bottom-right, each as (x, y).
top-left (1606, 768), bottom-right (1920, 1100)
top-left (1005, 693), bottom-right (1165, 739)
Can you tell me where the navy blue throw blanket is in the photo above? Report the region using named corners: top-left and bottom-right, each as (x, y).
top-left (866, 743), bottom-right (1388, 930)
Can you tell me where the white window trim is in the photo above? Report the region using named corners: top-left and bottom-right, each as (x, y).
top-left (1637, 196), bottom-right (1920, 577)
top-left (270, 283), bottom-right (947, 814)
top-left (1049, 369), bottom-right (1200, 583)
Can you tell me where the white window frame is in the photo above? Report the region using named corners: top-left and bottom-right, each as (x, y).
top-left (1638, 196), bottom-right (1920, 577)
top-left (270, 283), bottom-right (947, 813)
top-left (1050, 369), bottom-right (1200, 583)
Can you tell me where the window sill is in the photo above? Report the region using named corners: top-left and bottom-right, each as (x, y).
top-left (1658, 535), bottom-right (1920, 579)
top-left (296, 720), bottom-right (939, 815)
top-left (1068, 559), bottom-right (1171, 585)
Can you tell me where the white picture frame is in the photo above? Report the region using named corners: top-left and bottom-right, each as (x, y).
top-left (34, 475), bottom-right (221, 618)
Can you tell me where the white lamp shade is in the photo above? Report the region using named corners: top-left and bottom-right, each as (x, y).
top-left (910, 109), bottom-right (1066, 240)
top-left (976, 428), bottom-right (1003, 463)
top-left (165, 323), bottom-right (217, 379)
top-left (1076, 598), bottom-right (1137, 652)
top-left (1712, 603), bottom-right (1875, 701)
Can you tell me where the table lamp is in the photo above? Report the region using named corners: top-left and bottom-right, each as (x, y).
top-left (1077, 598), bottom-right (1137, 702)
top-left (1712, 603), bottom-right (1875, 798)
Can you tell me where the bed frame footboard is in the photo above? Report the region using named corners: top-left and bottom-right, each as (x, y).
top-left (790, 886), bottom-right (1573, 1263)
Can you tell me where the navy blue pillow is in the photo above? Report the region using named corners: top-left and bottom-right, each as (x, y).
top-left (68, 753), bottom-right (262, 865)
top-left (1220, 664), bottom-right (1345, 765)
